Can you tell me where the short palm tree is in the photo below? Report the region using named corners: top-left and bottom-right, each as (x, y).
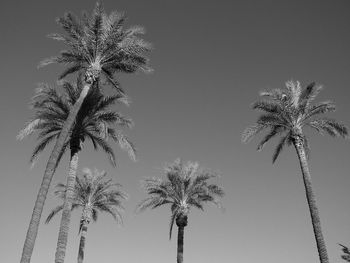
top-left (46, 168), bottom-right (127, 263)
top-left (20, 2), bottom-right (151, 263)
top-left (18, 78), bottom-right (135, 263)
top-left (137, 159), bottom-right (224, 263)
top-left (242, 80), bottom-right (348, 263)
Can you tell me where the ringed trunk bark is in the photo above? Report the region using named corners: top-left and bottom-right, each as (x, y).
top-left (20, 83), bottom-right (91, 263)
top-left (77, 221), bottom-right (89, 263)
top-left (177, 226), bottom-right (185, 263)
top-left (54, 150), bottom-right (80, 263)
top-left (293, 137), bottom-right (329, 263)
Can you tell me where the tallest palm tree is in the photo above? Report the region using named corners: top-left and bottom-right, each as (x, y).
top-left (20, 2), bottom-right (151, 263)
top-left (242, 80), bottom-right (348, 263)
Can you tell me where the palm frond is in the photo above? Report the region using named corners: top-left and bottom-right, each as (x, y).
top-left (17, 119), bottom-right (42, 140)
top-left (285, 80), bottom-right (301, 108)
top-left (101, 69), bottom-right (125, 95)
top-left (252, 100), bottom-right (281, 114)
top-left (58, 64), bottom-right (84, 80)
top-left (30, 134), bottom-right (58, 164)
top-left (299, 82), bottom-right (322, 111)
top-left (242, 124), bottom-right (267, 143)
top-left (108, 129), bottom-right (136, 161)
top-left (303, 101), bottom-right (336, 121)
top-left (257, 127), bottom-right (284, 151)
top-left (93, 136), bottom-right (116, 166)
top-left (308, 119), bottom-right (348, 138)
top-left (339, 244), bottom-right (350, 262)
top-left (169, 209), bottom-right (178, 240)
top-left (45, 205), bottom-right (64, 224)
top-left (94, 112), bottom-right (133, 127)
top-left (272, 134), bottom-right (289, 163)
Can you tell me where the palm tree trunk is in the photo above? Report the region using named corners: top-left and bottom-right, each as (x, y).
top-left (54, 150), bottom-right (80, 263)
top-left (293, 136), bottom-right (329, 263)
top-left (20, 83), bottom-right (91, 263)
top-left (177, 226), bottom-right (185, 263)
top-left (77, 222), bottom-right (89, 263)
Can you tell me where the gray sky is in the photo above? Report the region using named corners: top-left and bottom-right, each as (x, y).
top-left (1, 0), bottom-right (350, 263)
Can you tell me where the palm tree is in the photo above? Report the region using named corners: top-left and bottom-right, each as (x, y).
top-left (339, 244), bottom-right (350, 262)
top-left (20, 2), bottom-right (151, 263)
top-left (137, 159), bottom-right (224, 263)
top-left (18, 78), bottom-right (135, 263)
top-left (242, 80), bottom-right (348, 263)
top-left (46, 168), bottom-right (127, 263)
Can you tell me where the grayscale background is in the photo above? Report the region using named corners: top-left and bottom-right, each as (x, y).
top-left (1, 0), bottom-right (350, 262)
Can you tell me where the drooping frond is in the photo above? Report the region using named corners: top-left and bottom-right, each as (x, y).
top-left (272, 134), bottom-right (289, 163)
top-left (45, 205), bottom-right (64, 224)
top-left (169, 206), bottom-right (179, 240)
top-left (257, 126), bottom-right (284, 151)
top-left (30, 134), bottom-right (58, 164)
top-left (92, 136), bottom-right (116, 166)
top-left (108, 129), bottom-right (136, 161)
top-left (252, 100), bottom-right (282, 114)
top-left (308, 119), bottom-right (348, 138)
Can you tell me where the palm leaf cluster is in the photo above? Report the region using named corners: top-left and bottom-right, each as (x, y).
top-left (40, 1), bottom-right (152, 93)
top-left (46, 168), bottom-right (127, 228)
top-left (18, 78), bottom-right (135, 165)
top-left (242, 80), bottom-right (348, 162)
top-left (137, 159), bottom-right (224, 239)
top-left (340, 244), bottom-right (350, 262)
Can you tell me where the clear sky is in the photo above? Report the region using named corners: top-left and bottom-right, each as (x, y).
top-left (1, 0), bottom-right (350, 263)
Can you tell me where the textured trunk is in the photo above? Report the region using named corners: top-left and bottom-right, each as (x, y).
top-left (293, 136), bottom-right (329, 263)
top-left (54, 149), bottom-right (80, 263)
top-left (176, 215), bottom-right (187, 263)
top-left (177, 226), bottom-right (185, 263)
top-left (77, 222), bottom-right (89, 263)
top-left (20, 83), bottom-right (91, 263)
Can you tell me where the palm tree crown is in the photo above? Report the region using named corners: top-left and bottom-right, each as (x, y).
top-left (18, 78), bottom-right (135, 165)
top-left (137, 159), bottom-right (224, 239)
top-left (242, 80), bottom-right (348, 162)
top-left (40, 1), bottom-right (152, 93)
top-left (46, 168), bottom-right (127, 227)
